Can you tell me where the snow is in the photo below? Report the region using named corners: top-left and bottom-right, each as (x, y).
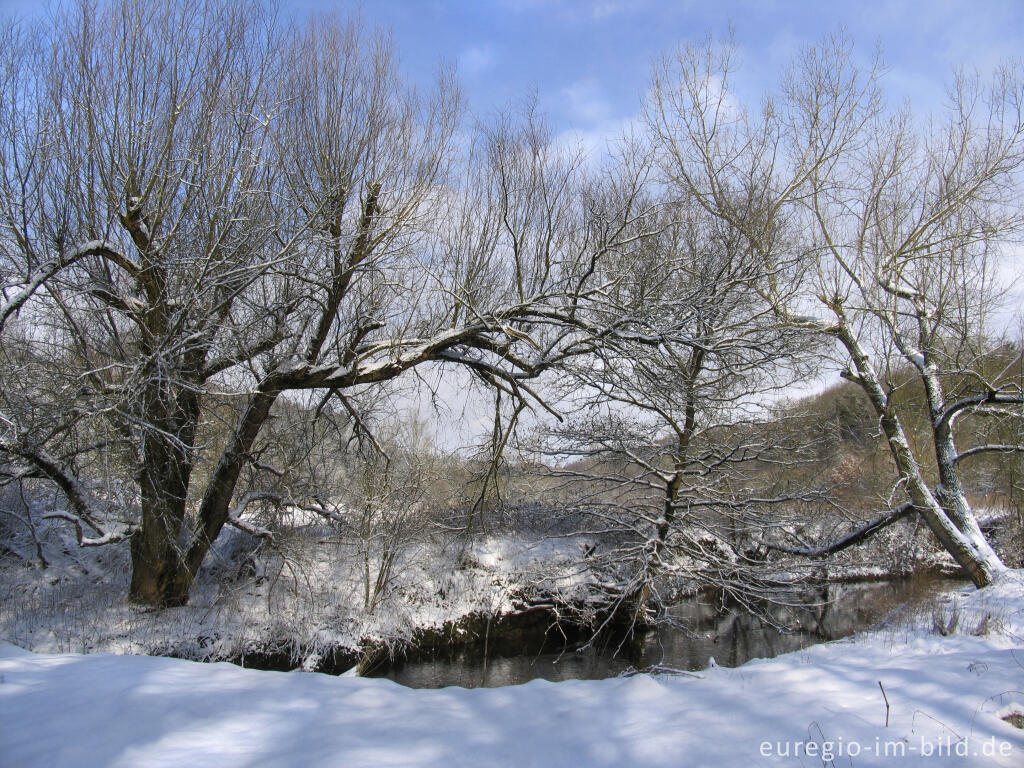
top-left (2, 573), bottom-right (1023, 767)
top-left (0, 523), bottom-right (604, 669)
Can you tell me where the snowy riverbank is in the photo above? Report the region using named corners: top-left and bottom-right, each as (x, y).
top-left (1, 508), bottom-right (965, 674)
top-left (2, 572), bottom-right (1023, 767)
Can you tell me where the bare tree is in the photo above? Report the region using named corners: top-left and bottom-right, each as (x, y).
top-left (535, 194), bottom-right (824, 621)
top-left (644, 32), bottom-right (1024, 587)
top-left (0, 0), bottom-right (650, 606)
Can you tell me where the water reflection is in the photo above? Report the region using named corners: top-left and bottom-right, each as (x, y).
top-left (376, 576), bottom-right (952, 689)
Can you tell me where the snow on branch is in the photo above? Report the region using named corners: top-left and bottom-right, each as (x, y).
top-left (766, 501), bottom-right (915, 558)
top-left (954, 444), bottom-right (1024, 464)
top-left (936, 390), bottom-right (1024, 430)
top-left (1, 240), bottom-right (129, 332)
top-left (41, 511), bottom-right (137, 547)
top-left (0, 440), bottom-right (107, 533)
top-left (225, 491), bottom-right (283, 541)
top-left (224, 492), bottom-right (348, 540)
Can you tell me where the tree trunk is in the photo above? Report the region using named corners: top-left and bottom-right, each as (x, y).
top-left (178, 389), bottom-right (282, 597)
top-left (923, 366), bottom-right (1008, 580)
top-left (128, 388), bottom-right (279, 607)
top-left (128, 403), bottom-right (197, 607)
top-left (128, 529), bottom-right (193, 607)
top-left (835, 325), bottom-right (1005, 587)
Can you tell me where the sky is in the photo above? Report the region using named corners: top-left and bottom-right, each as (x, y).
top-left (274, 0), bottom-right (1024, 148)
top-left (2, 0), bottom-right (1022, 446)
top-left (288, 0), bottom-right (1018, 435)
top-left (4, 0), bottom-right (1022, 141)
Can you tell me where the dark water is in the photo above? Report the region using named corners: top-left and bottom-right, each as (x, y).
top-left (376, 575), bottom-right (953, 689)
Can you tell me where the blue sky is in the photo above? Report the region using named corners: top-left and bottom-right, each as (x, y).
top-left (285, 0), bottom-right (1024, 140)
top-left (5, 1), bottom-right (1021, 136)
top-left (1, 0), bottom-right (1020, 438)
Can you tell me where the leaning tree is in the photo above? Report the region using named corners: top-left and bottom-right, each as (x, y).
top-left (644, 33), bottom-right (1024, 586)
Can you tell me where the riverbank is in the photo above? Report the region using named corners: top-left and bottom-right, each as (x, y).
top-left (0, 528), bottom-right (604, 668)
top-left (2, 571), bottom-right (1022, 767)
top-left (0, 516), bottom-right (964, 676)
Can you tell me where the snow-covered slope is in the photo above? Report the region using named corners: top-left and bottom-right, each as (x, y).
top-left (2, 573), bottom-right (1023, 767)
top-left (0, 528), bottom-right (604, 667)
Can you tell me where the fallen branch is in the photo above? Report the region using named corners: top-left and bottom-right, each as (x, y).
top-left (765, 501), bottom-right (915, 557)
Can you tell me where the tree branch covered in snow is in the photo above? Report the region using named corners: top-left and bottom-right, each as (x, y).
top-left (765, 501), bottom-right (916, 558)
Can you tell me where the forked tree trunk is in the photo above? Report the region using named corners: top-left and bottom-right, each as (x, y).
top-left (835, 326), bottom-right (1007, 587)
top-left (128, 388), bottom-right (280, 607)
top-left (924, 365), bottom-right (1007, 580)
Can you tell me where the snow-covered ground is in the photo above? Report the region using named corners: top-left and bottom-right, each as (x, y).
top-left (2, 572), bottom-right (1023, 767)
top-left (0, 524), bottom-right (603, 667)
top-left (6, 487), bottom-right (997, 671)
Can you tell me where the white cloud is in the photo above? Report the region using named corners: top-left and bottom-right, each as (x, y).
top-left (546, 78), bottom-right (649, 166)
top-left (459, 44), bottom-right (497, 77)
top-left (589, 0), bottom-right (632, 20)
top-left (559, 78), bottom-right (612, 125)
top-left (497, 0), bottom-right (644, 22)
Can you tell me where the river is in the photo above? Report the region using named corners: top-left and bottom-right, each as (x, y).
top-left (372, 574), bottom-right (956, 688)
